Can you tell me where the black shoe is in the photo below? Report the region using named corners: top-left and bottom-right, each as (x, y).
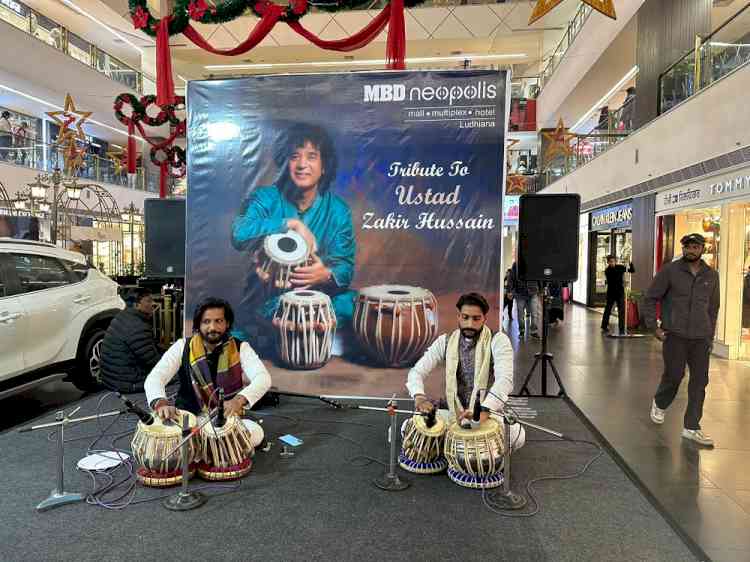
top-left (601, 327), bottom-right (610, 333)
top-left (531, 332), bottom-right (541, 339)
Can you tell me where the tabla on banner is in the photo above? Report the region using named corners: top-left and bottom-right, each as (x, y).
top-left (187, 70), bottom-right (508, 398)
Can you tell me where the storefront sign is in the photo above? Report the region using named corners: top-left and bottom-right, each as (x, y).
top-left (656, 168), bottom-right (750, 212)
top-left (590, 202), bottom-right (632, 231)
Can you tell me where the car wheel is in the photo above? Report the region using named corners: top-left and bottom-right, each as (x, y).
top-left (71, 328), bottom-right (106, 391)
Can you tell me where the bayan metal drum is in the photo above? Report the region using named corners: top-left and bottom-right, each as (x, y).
top-left (399, 414), bottom-right (448, 474)
top-left (444, 418), bottom-right (505, 489)
top-left (273, 290), bottom-right (336, 369)
top-left (353, 285), bottom-right (438, 367)
top-left (256, 231), bottom-right (311, 289)
top-left (131, 410), bottom-right (199, 487)
top-left (196, 414), bottom-right (255, 481)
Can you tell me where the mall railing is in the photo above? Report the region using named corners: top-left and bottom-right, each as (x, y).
top-left (0, 135), bottom-right (159, 193)
top-left (659, 3), bottom-right (750, 114)
top-left (539, 2), bottom-right (593, 90)
top-left (0, 0), bottom-right (145, 93)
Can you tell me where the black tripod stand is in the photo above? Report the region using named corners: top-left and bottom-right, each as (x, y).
top-left (517, 283), bottom-right (568, 398)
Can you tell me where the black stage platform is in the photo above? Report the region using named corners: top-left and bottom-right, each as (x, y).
top-left (0, 393), bottom-right (701, 562)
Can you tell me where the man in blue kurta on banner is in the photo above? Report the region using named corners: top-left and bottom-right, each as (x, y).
top-left (231, 123), bottom-right (357, 346)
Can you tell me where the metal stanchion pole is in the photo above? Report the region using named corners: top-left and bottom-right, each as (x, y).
top-left (373, 397), bottom-right (409, 491)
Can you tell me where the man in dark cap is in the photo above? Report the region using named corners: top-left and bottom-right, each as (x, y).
top-left (643, 233), bottom-right (720, 446)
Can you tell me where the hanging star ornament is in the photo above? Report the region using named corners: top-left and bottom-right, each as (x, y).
top-left (529, 0), bottom-right (616, 25)
top-left (107, 149), bottom-right (126, 175)
top-left (542, 118), bottom-right (575, 164)
top-left (505, 137), bottom-right (520, 150)
top-left (46, 93), bottom-right (92, 144)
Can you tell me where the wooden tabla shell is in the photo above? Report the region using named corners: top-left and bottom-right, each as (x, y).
top-left (444, 418), bottom-right (505, 489)
top-left (258, 231), bottom-right (311, 290)
top-left (353, 284), bottom-right (438, 367)
top-left (196, 414), bottom-right (255, 481)
top-left (131, 410), bottom-right (198, 488)
top-left (399, 415), bottom-right (448, 474)
top-left (274, 290), bottom-right (336, 369)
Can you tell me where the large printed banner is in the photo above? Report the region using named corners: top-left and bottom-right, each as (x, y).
top-left (187, 70), bottom-right (508, 398)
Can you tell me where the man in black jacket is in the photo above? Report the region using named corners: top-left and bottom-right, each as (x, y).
top-left (100, 288), bottom-right (162, 393)
top-left (643, 233), bottom-right (720, 447)
top-left (601, 255), bottom-right (635, 335)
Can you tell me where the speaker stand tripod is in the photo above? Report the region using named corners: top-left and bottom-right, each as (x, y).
top-left (517, 283), bottom-right (568, 398)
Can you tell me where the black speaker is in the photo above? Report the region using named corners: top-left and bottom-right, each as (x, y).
top-left (144, 198), bottom-right (186, 278)
top-left (518, 194), bottom-right (580, 282)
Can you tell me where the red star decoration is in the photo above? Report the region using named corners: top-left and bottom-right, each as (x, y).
top-left (188, 0), bottom-right (209, 20)
top-left (132, 6), bottom-right (149, 29)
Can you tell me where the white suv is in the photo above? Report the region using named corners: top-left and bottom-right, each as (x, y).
top-left (0, 238), bottom-right (124, 391)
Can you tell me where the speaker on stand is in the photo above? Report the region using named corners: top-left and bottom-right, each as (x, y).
top-left (515, 194), bottom-right (580, 398)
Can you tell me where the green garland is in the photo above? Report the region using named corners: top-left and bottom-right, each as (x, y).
top-left (129, 0), bottom-right (424, 36)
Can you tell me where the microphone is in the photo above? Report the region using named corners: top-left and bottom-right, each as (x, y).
top-left (116, 393), bottom-right (153, 425)
top-left (470, 389), bottom-right (483, 430)
top-left (216, 388), bottom-right (226, 428)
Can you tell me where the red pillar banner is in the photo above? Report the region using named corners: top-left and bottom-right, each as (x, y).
top-left (386, 0), bottom-right (406, 69)
top-left (156, 17), bottom-right (176, 107)
top-left (159, 161), bottom-right (168, 199)
top-left (127, 120), bottom-right (136, 175)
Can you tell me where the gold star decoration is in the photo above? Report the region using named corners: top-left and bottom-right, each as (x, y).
top-left (506, 137), bottom-right (520, 150)
top-left (542, 118), bottom-right (576, 164)
top-left (506, 174), bottom-right (528, 195)
top-left (107, 149), bottom-right (126, 175)
top-left (46, 93), bottom-right (92, 145)
top-left (529, 0), bottom-right (616, 25)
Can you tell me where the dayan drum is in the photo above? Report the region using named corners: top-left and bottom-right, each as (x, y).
top-left (444, 418), bottom-right (505, 489)
top-left (273, 290), bottom-right (336, 369)
top-left (196, 414), bottom-right (255, 481)
top-left (257, 231), bottom-right (311, 290)
top-left (398, 414), bottom-right (448, 475)
top-left (131, 410), bottom-right (199, 488)
top-left (353, 285), bottom-right (438, 367)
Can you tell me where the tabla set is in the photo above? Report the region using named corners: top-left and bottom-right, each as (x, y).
top-left (399, 414), bottom-right (506, 489)
top-left (261, 231), bottom-right (439, 370)
top-left (131, 410), bottom-right (255, 487)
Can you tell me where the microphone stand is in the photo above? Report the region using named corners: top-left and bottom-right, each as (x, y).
top-left (373, 395), bottom-right (410, 492)
top-left (163, 413), bottom-right (207, 512)
top-left (486, 408), bottom-right (566, 510)
top-left (18, 406), bottom-right (124, 512)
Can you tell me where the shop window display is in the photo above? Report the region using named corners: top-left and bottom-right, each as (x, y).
top-left (672, 208), bottom-right (721, 269)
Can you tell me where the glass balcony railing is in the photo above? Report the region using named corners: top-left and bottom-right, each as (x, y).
top-left (0, 134), bottom-right (159, 193)
top-left (0, 0), bottom-right (144, 93)
top-left (539, 3), bottom-right (593, 91)
top-left (659, 3), bottom-right (750, 114)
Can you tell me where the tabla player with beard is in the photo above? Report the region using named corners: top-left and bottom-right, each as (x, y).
top-left (405, 292), bottom-right (525, 450)
top-left (145, 298), bottom-right (272, 447)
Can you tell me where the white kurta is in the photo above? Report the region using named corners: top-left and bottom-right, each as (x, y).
top-left (405, 331), bottom-right (514, 412)
top-left (144, 338), bottom-right (272, 446)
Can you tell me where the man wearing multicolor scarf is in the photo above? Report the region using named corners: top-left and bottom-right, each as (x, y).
top-left (405, 292), bottom-right (525, 450)
top-left (145, 297), bottom-right (272, 447)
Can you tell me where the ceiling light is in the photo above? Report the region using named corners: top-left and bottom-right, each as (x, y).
top-left (204, 53), bottom-right (527, 71)
top-left (60, 0), bottom-right (146, 53)
top-left (571, 66), bottom-right (639, 132)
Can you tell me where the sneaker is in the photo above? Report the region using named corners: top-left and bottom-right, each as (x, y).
top-left (681, 428), bottom-right (714, 447)
top-left (650, 400), bottom-right (665, 424)
top-left (530, 332), bottom-right (541, 339)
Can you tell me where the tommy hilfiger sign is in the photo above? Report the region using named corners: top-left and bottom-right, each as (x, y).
top-left (656, 168), bottom-right (750, 213)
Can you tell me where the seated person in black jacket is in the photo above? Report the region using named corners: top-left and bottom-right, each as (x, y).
top-left (100, 288), bottom-right (162, 393)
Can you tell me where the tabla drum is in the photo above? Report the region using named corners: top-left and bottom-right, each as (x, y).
top-left (257, 231), bottom-right (311, 290)
top-left (399, 414), bottom-right (448, 474)
top-left (196, 414), bottom-right (255, 481)
top-left (353, 285), bottom-right (438, 367)
top-left (273, 289), bottom-right (336, 369)
top-left (131, 410), bottom-right (199, 487)
top-left (444, 418), bottom-right (505, 489)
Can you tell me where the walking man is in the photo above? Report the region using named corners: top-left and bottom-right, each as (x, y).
top-left (601, 255), bottom-right (634, 335)
top-left (643, 233), bottom-right (720, 446)
top-left (509, 261), bottom-right (541, 338)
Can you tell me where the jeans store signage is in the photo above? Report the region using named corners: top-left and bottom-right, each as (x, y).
top-left (590, 202), bottom-right (632, 231)
top-left (656, 167), bottom-right (750, 213)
